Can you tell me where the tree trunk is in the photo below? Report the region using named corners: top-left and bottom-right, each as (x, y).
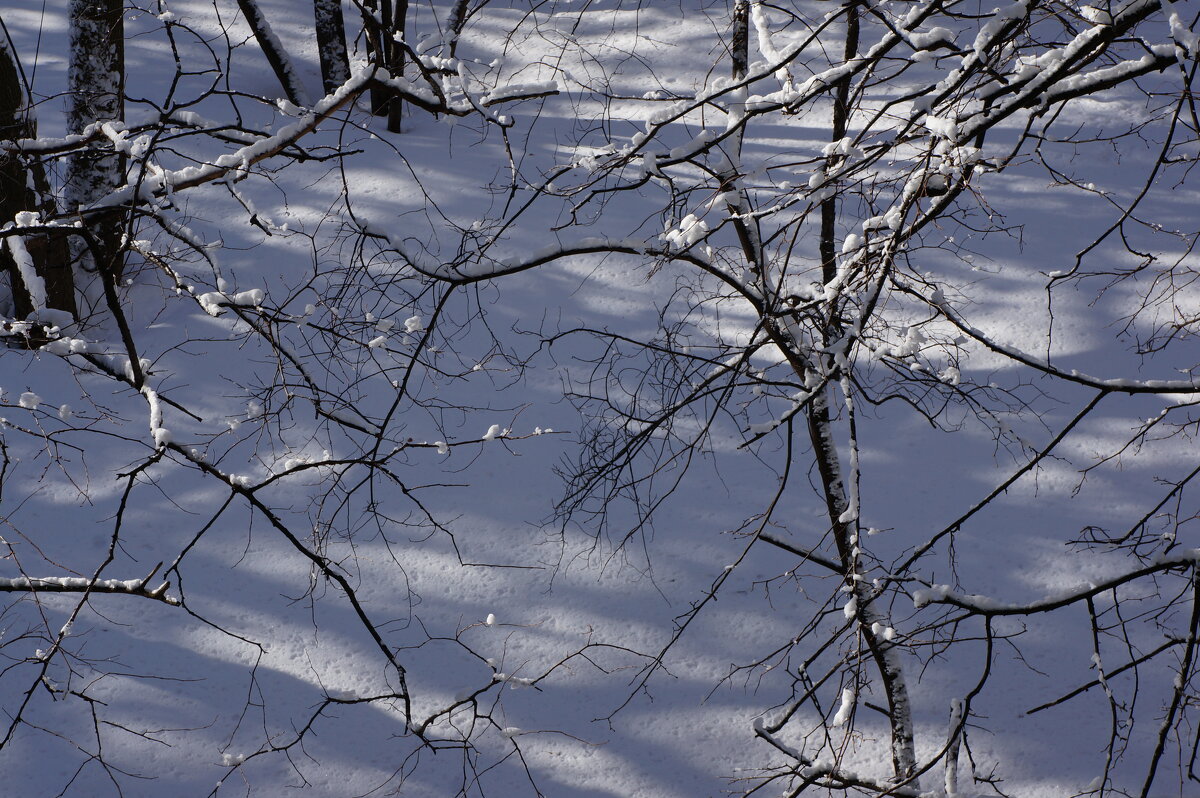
top-left (0, 36), bottom-right (34, 320)
top-left (314, 0), bottom-right (350, 95)
top-left (819, 0), bottom-right (858, 285)
top-left (2, 33), bottom-right (74, 322)
top-left (802, 0), bottom-right (919, 781)
top-left (386, 0), bottom-right (407, 133)
top-left (806, 385), bottom-right (919, 784)
top-left (362, 0), bottom-right (405, 130)
top-left (445, 0), bottom-right (471, 57)
top-left (236, 0), bottom-right (311, 107)
top-left (65, 0), bottom-right (125, 297)
top-left (731, 0), bottom-right (748, 81)
top-left (362, 0), bottom-right (390, 116)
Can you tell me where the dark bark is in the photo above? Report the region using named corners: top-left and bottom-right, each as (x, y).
top-left (805, 387), bottom-right (918, 784)
top-left (445, 0), bottom-right (471, 57)
top-left (362, 0), bottom-right (390, 116)
top-left (314, 0), bottom-right (350, 95)
top-left (362, 0), bottom-right (406, 131)
top-left (0, 37), bottom-right (34, 319)
top-left (66, 0), bottom-right (125, 293)
top-left (1, 36), bottom-right (74, 321)
top-left (819, 0), bottom-right (859, 285)
top-left (236, 0), bottom-right (310, 107)
top-left (387, 0), bottom-right (407, 133)
top-left (806, 1), bottom-right (919, 782)
top-left (731, 0), bottom-right (748, 81)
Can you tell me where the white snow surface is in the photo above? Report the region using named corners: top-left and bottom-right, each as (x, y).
top-left (1, 2), bottom-right (1199, 798)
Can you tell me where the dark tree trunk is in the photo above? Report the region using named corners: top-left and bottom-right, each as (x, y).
top-left (362, 0), bottom-right (389, 116)
top-left (2, 35), bottom-right (74, 322)
top-left (0, 37), bottom-right (35, 320)
top-left (236, 0), bottom-right (310, 107)
top-left (731, 0), bottom-right (748, 81)
top-left (445, 0), bottom-right (471, 57)
top-left (65, 0), bottom-right (125, 295)
top-left (362, 0), bottom-right (405, 131)
top-left (314, 0), bottom-right (350, 95)
top-left (818, 0), bottom-right (859, 286)
top-left (387, 0), bottom-right (407, 133)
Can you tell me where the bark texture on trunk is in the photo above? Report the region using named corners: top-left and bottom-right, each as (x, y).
top-left (2, 36), bottom-right (74, 321)
top-left (805, 2), bottom-right (919, 782)
top-left (237, 0), bottom-right (311, 107)
top-left (362, 0), bottom-right (406, 131)
top-left (65, 0), bottom-right (125, 295)
top-left (314, 0), bottom-right (350, 95)
top-left (806, 386), bottom-right (919, 784)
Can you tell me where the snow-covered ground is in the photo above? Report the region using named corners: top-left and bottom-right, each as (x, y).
top-left (2, 1), bottom-right (1200, 796)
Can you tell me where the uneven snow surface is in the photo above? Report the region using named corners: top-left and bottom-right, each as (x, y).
top-left (1, 1), bottom-right (1200, 797)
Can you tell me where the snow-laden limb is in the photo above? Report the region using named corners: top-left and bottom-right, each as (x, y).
top-left (4, 121), bottom-right (123, 155)
top-left (5, 110), bottom-right (281, 156)
top-left (49, 65), bottom-right (379, 225)
top-left (196, 288), bottom-right (265, 318)
top-left (1159, 0), bottom-right (1200, 60)
top-left (912, 551), bottom-right (1200, 615)
top-left (57, 58), bottom-right (563, 227)
top-left (0, 570), bottom-right (178, 605)
top-left (142, 387), bottom-right (171, 448)
top-left (944, 698), bottom-right (964, 798)
top-left (480, 81), bottom-right (559, 107)
top-left (830, 686), bottom-right (855, 727)
top-left (4, 230), bottom-right (45, 313)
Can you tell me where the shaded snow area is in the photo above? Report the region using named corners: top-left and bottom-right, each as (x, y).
top-left (1, 1), bottom-right (1200, 796)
